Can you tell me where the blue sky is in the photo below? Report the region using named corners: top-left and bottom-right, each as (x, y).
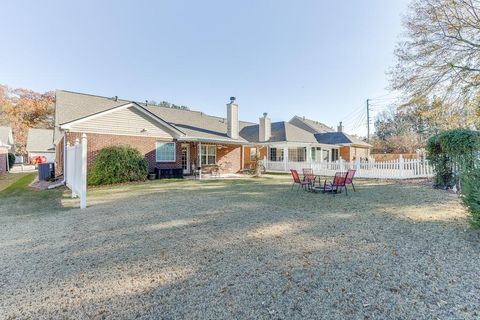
top-left (0, 0), bottom-right (409, 135)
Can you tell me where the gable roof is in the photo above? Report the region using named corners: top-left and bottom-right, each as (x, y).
top-left (27, 128), bottom-right (55, 152)
top-left (55, 90), bottom-right (254, 143)
top-left (289, 116), bottom-right (334, 133)
top-left (314, 132), bottom-right (371, 147)
top-left (240, 121), bottom-right (318, 144)
top-left (0, 126), bottom-right (14, 147)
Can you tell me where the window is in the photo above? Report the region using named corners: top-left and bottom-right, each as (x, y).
top-left (322, 149), bottom-right (330, 162)
top-left (269, 147), bottom-right (284, 162)
top-left (201, 145), bottom-right (216, 165)
top-left (331, 149), bottom-right (339, 161)
top-left (250, 147), bottom-right (258, 161)
top-left (311, 147), bottom-right (316, 161)
top-left (156, 142), bottom-right (176, 162)
top-left (288, 147), bottom-right (307, 162)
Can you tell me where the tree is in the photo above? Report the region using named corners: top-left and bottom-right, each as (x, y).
top-left (0, 85), bottom-right (55, 155)
top-left (389, 0), bottom-right (480, 124)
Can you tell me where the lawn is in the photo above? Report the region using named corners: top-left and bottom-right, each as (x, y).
top-left (0, 175), bottom-right (479, 319)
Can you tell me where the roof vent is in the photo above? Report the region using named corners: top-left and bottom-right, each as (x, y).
top-left (114, 96), bottom-right (118, 101)
top-left (145, 100), bottom-right (148, 106)
top-left (230, 96), bottom-right (236, 103)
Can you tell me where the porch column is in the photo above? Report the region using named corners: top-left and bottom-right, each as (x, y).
top-left (306, 146), bottom-right (312, 169)
top-left (198, 142), bottom-right (202, 180)
top-left (283, 146), bottom-right (288, 172)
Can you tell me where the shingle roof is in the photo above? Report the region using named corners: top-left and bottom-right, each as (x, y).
top-left (0, 126), bottom-right (14, 147)
top-left (240, 122), bottom-right (318, 143)
top-left (314, 132), bottom-right (371, 147)
top-left (55, 90), bottom-right (254, 143)
top-left (289, 116), bottom-right (334, 133)
top-left (27, 128), bottom-right (55, 152)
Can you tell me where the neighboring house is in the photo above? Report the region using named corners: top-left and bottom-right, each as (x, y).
top-left (26, 128), bottom-right (56, 163)
top-left (0, 126), bottom-right (15, 173)
top-left (288, 116), bottom-right (372, 162)
top-left (53, 90), bottom-right (372, 179)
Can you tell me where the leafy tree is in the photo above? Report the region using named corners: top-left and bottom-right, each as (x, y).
top-left (389, 0), bottom-right (480, 125)
top-left (0, 85), bottom-right (55, 155)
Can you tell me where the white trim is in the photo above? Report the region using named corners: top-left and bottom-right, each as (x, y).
top-left (60, 102), bottom-right (185, 137)
top-left (155, 141), bottom-right (176, 162)
top-left (67, 129), bottom-right (175, 139)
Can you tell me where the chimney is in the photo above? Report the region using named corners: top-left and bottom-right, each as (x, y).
top-left (226, 97), bottom-right (239, 139)
top-left (259, 112), bottom-right (271, 142)
top-left (337, 121), bottom-right (344, 132)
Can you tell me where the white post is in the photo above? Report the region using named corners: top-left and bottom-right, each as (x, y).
top-left (399, 154), bottom-right (404, 179)
top-left (283, 146), bottom-right (288, 172)
top-left (198, 142), bottom-right (202, 180)
top-left (356, 158), bottom-right (361, 175)
top-left (72, 139), bottom-right (80, 198)
top-left (80, 134), bottom-right (87, 209)
top-left (340, 157), bottom-right (344, 172)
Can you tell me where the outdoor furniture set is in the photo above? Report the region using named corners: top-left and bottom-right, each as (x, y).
top-left (290, 168), bottom-right (356, 195)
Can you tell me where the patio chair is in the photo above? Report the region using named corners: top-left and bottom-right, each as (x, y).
top-left (302, 168), bottom-right (317, 187)
top-left (290, 169), bottom-right (312, 192)
top-left (323, 171), bottom-right (348, 196)
top-left (345, 169), bottom-right (356, 192)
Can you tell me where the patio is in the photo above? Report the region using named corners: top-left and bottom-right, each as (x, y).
top-left (0, 175), bottom-right (479, 319)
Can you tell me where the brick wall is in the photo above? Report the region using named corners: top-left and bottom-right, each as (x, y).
top-left (66, 132), bottom-right (182, 173)
top-left (186, 142), bottom-right (243, 174)
top-left (243, 146), bottom-right (267, 168)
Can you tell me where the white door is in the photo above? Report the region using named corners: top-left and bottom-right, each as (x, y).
top-left (181, 144), bottom-right (190, 174)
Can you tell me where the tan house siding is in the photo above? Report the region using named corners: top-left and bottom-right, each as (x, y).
top-left (68, 106), bottom-right (174, 138)
top-left (66, 132), bottom-right (181, 173)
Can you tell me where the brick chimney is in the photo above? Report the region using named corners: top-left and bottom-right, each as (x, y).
top-left (259, 112), bottom-right (271, 142)
top-left (227, 97), bottom-right (239, 139)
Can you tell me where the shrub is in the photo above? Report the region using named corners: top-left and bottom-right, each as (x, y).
top-left (7, 153), bottom-right (15, 169)
top-left (88, 145), bottom-right (148, 186)
top-left (427, 129), bottom-right (480, 227)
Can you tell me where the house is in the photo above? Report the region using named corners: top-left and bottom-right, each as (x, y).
top-left (53, 90), bottom-right (372, 179)
top-left (26, 128), bottom-right (55, 163)
top-left (54, 91), bottom-right (255, 177)
top-left (288, 116), bottom-right (372, 162)
top-left (239, 114), bottom-right (341, 168)
top-left (0, 126), bottom-right (15, 173)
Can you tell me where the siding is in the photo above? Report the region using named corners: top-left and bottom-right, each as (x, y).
top-left (69, 106), bottom-right (173, 138)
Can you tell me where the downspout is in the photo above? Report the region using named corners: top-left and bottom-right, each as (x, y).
top-left (61, 131), bottom-right (67, 184)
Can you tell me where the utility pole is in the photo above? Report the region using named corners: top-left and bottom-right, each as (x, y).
top-left (366, 99), bottom-right (370, 143)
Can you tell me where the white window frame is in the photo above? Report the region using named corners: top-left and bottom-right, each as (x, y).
top-left (156, 141), bottom-right (176, 162)
top-left (201, 145), bottom-right (216, 165)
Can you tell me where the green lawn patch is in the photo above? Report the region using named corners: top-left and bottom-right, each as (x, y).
top-left (0, 173), bottom-right (37, 195)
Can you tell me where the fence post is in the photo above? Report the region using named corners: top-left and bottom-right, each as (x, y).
top-left (340, 157), bottom-right (344, 172)
top-left (399, 154), bottom-right (404, 179)
top-left (356, 158), bottom-right (361, 175)
top-left (80, 134), bottom-right (87, 209)
top-left (283, 147), bottom-right (288, 172)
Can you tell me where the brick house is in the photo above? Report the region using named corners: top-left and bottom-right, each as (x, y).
top-left (54, 91), bottom-right (258, 178)
top-left (53, 91), bottom-right (372, 180)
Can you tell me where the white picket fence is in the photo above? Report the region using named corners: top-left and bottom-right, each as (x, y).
top-left (265, 155), bottom-right (434, 179)
top-left (66, 134), bottom-right (87, 208)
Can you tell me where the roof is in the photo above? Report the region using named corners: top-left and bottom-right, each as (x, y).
top-left (55, 90), bottom-right (254, 143)
top-left (314, 132), bottom-right (371, 147)
top-left (240, 122), bottom-right (318, 144)
top-left (0, 126), bottom-right (14, 147)
top-left (289, 116), bottom-right (334, 133)
top-left (26, 128), bottom-right (55, 152)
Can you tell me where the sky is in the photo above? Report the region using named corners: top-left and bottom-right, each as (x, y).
top-left (0, 0), bottom-right (410, 136)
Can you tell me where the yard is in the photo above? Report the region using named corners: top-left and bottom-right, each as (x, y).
top-left (0, 175), bottom-right (479, 319)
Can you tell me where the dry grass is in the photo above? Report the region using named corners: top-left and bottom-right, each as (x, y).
top-left (0, 175), bottom-right (479, 319)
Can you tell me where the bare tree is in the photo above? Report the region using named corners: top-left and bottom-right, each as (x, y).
top-left (390, 0), bottom-right (480, 114)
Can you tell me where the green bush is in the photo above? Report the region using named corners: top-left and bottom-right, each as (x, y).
top-left (427, 129), bottom-right (480, 227)
top-left (88, 145), bottom-right (148, 186)
top-left (7, 153), bottom-right (15, 169)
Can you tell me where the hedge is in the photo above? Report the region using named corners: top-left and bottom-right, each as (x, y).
top-left (426, 129), bottom-right (480, 227)
top-left (88, 145), bottom-right (148, 186)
